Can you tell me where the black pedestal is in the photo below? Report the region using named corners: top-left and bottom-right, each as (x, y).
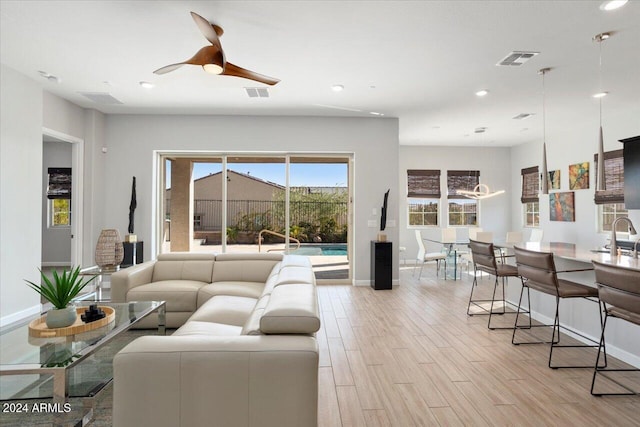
top-left (371, 241), bottom-right (392, 290)
top-left (123, 242), bottom-right (143, 267)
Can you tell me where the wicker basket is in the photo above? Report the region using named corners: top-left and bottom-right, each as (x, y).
top-left (95, 229), bottom-right (124, 271)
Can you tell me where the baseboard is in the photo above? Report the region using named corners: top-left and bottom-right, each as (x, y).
top-left (41, 262), bottom-right (71, 267)
top-left (0, 304), bottom-right (41, 328)
top-left (354, 280), bottom-right (370, 287)
top-left (511, 302), bottom-right (640, 369)
top-left (393, 279), bottom-right (400, 287)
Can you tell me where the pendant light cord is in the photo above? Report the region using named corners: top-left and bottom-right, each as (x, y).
top-left (542, 70), bottom-right (546, 143)
top-left (599, 38), bottom-right (603, 127)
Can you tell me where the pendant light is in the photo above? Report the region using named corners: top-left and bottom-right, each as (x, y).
top-left (594, 32), bottom-right (611, 192)
top-left (539, 68), bottom-right (551, 195)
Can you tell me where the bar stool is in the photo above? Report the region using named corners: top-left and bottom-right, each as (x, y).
top-left (467, 239), bottom-right (520, 329)
top-left (591, 261), bottom-right (640, 396)
top-left (512, 246), bottom-right (604, 369)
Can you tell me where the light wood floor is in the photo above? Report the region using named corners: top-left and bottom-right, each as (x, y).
top-left (316, 265), bottom-right (639, 427)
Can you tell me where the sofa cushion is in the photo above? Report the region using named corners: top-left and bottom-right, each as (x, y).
top-left (240, 295), bottom-right (271, 335)
top-left (127, 280), bottom-right (205, 312)
top-left (260, 284), bottom-right (320, 334)
top-left (173, 320), bottom-right (242, 336)
top-left (152, 253), bottom-right (216, 283)
top-left (280, 255), bottom-right (312, 269)
top-left (190, 295), bottom-right (258, 327)
top-left (276, 266), bottom-right (315, 286)
top-left (197, 281), bottom-right (264, 307)
top-left (212, 253), bottom-right (282, 283)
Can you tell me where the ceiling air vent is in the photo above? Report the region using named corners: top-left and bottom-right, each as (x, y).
top-left (78, 92), bottom-right (123, 104)
top-left (496, 51), bottom-right (539, 66)
top-left (513, 113), bottom-right (535, 120)
top-left (245, 87), bottom-right (269, 98)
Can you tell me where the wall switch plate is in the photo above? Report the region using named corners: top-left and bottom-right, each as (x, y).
top-left (367, 220), bottom-right (377, 227)
top-left (372, 208), bottom-right (377, 216)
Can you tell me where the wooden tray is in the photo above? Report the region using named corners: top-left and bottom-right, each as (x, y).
top-left (28, 306), bottom-right (115, 338)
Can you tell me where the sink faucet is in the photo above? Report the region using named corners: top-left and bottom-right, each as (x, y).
top-left (634, 237), bottom-right (640, 259)
top-left (610, 217), bottom-right (637, 256)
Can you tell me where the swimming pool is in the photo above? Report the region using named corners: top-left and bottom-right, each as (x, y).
top-left (292, 243), bottom-right (348, 256)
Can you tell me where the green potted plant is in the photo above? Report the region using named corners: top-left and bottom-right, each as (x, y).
top-left (25, 267), bottom-right (97, 328)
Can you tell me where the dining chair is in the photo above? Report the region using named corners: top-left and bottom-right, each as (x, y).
top-left (468, 227), bottom-right (483, 241)
top-left (590, 261), bottom-right (639, 395)
top-left (441, 227), bottom-right (457, 244)
top-left (475, 231), bottom-right (493, 243)
top-left (506, 231), bottom-right (523, 244)
top-left (467, 239), bottom-right (520, 329)
top-left (413, 230), bottom-right (447, 279)
top-left (512, 246), bottom-right (604, 369)
top-left (529, 229), bottom-right (543, 243)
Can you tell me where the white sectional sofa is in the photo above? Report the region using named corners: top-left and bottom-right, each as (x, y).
top-left (110, 252), bottom-right (320, 427)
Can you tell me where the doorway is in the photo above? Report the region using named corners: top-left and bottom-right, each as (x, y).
top-left (157, 152), bottom-right (352, 282)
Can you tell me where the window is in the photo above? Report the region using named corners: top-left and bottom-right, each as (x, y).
top-left (599, 203), bottom-right (628, 233)
top-left (193, 214), bottom-right (203, 230)
top-left (408, 199), bottom-right (439, 226)
top-left (448, 199), bottom-right (477, 226)
top-left (521, 166), bottom-right (539, 227)
top-left (594, 150), bottom-right (625, 233)
top-left (523, 202), bottom-right (540, 228)
top-left (50, 199), bottom-right (70, 227)
top-left (407, 170), bottom-right (440, 227)
top-left (447, 170), bottom-right (479, 226)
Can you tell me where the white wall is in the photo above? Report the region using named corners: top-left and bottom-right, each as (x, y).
top-left (104, 115), bottom-right (399, 284)
top-left (508, 106), bottom-right (640, 366)
top-left (0, 65), bottom-right (43, 325)
top-left (399, 145), bottom-right (512, 259)
top-left (41, 141), bottom-right (72, 265)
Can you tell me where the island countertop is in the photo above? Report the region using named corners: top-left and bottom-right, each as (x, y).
top-left (503, 242), bottom-right (640, 271)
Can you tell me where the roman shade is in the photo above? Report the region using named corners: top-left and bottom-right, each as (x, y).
top-left (407, 169), bottom-right (441, 198)
top-left (521, 166), bottom-right (539, 203)
top-left (594, 149), bottom-right (624, 205)
top-left (447, 170), bottom-right (480, 199)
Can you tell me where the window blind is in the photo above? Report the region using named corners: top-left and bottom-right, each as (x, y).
top-left (521, 166), bottom-right (539, 203)
top-left (447, 170), bottom-right (480, 199)
top-left (594, 149), bottom-right (624, 204)
top-left (407, 169), bottom-right (441, 198)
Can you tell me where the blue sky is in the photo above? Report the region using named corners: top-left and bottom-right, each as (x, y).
top-left (166, 161), bottom-right (347, 188)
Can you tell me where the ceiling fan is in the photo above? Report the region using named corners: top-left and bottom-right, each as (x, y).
top-left (154, 12), bottom-right (280, 86)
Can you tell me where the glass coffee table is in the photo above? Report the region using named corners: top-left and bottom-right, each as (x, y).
top-left (0, 300), bottom-right (165, 426)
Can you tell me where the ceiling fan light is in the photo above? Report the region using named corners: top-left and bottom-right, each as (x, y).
top-left (203, 63), bottom-right (224, 75)
top-left (600, 0), bottom-right (628, 11)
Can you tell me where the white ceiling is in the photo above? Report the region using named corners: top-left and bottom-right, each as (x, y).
top-left (1, 1), bottom-right (639, 147)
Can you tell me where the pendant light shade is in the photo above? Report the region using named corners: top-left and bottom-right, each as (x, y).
top-left (594, 32), bottom-right (611, 192)
top-left (539, 68), bottom-right (550, 195)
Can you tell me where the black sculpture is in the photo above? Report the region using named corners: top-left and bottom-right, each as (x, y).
top-left (81, 304), bottom-right (106, 323)
top-left (128, 177), bottom-right (137, 234)
top-left (380, 189), bottom-right (389, 231)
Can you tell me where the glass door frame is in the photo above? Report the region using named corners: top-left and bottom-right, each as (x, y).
top-left (153, 150), bottom-right (354, 283)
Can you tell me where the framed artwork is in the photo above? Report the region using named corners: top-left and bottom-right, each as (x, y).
top-left (548, 170), bottom-right (561, 190)
top-left (549, 192), bottom-right (575, 222)
top-left (568, 162), bottom-right (589, 190)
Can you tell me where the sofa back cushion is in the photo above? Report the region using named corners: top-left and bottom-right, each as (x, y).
top-left (212, 253), bottom-right (283, 283)
top-left (152, 253), bottom-right (216, 283)
top-left (259, 284), bottom-right (320, 334)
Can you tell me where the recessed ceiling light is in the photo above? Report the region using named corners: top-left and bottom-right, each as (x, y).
top-left (139, 81), bottom-right (155, 89)
top-left (331, 85), bottom-right (344, 92)
top-left (369, 111), bottom-right (384, 116)
top-left (600, 0), bottom-right (628, 11)
top-left (593, 92), bottom-right (608, 98)
top-left (475, 89), bottom-right (489, 97)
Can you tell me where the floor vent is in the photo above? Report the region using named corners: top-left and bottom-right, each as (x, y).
top-left (496, 51), bottom-right (539, 66)
top-left (245, 87), bottom-right (269, 98)
top-left (78, 92), bottom-right (123, 104)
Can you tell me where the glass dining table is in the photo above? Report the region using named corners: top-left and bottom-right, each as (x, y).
top-left (423, 237), bottom-right (470, 280)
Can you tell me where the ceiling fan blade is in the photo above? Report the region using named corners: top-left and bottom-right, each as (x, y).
top-left (190, 11), bottom-right (222, 49)
top-left (153, 62), bottom-right (186, 75)
top-left (222, 62), bottom-right (280, 86)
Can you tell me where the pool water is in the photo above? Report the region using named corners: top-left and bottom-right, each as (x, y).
top-left (293, 244), bottom-right (347, 256)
